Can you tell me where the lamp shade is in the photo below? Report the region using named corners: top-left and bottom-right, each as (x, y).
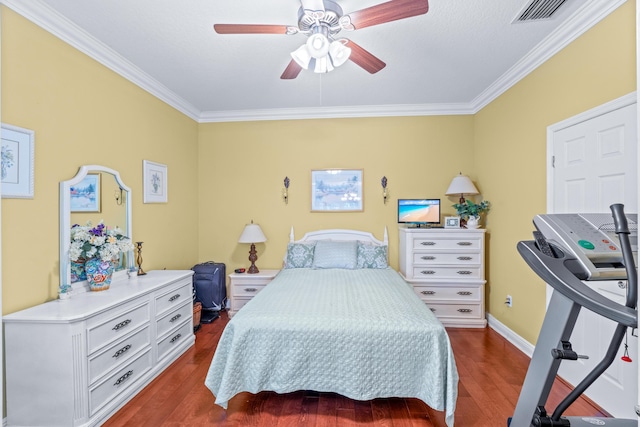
top-left (238, 222), bottom-right (267, 244)
top-left (445, 173), bottom-right (479, 196)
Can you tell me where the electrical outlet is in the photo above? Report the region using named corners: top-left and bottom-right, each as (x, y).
top-left (505, 295), bottom-right (513, 308)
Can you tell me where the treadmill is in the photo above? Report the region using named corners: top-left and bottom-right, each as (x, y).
top-left (509, 204), bottom-right (638, 426)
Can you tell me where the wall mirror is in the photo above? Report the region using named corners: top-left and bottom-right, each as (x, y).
top-left (60, 165), bottom-right (132, 291)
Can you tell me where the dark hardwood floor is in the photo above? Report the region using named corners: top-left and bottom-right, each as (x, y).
top-left (103, 311), bottom-right (606, 427)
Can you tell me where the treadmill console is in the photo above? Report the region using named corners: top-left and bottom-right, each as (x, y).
top-left (534, 213), bottom-right (637, 280)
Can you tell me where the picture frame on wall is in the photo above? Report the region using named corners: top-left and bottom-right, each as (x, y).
top-left (143, 160), bottom-right (168, 203)
top-left (1, 123), bottom-right (35, 199)
top-left (70, 174), bottom-right (101, 212)
top-left (311, 169), bottom-right (363, 212)
top-left (444, 216), bottom-right (461, 229)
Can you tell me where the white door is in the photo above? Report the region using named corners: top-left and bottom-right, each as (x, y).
top-left (549, 94), bottom-right (637, 419)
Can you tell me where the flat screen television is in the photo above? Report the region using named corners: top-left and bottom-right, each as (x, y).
top-left (398, 199), bottom-right (441, 227)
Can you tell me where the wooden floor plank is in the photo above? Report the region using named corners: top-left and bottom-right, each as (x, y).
top-left (103, 311), bottom-right (607, 427)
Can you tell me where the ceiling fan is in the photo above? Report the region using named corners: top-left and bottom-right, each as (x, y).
top-left (213, 0), bottom-right (429, 79)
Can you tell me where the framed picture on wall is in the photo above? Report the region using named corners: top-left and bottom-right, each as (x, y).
top-left (70, 174), bottom-right (101, 212)
top-left (311, 169), bottom-right (363, 212)
top-left (143, 160), bottom-right (168, 203)
top-left (1, 123), bottom-right (35, 199)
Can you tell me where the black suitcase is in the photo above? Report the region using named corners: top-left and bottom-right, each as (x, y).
top-left (192, 261), bottom-right (227, 323)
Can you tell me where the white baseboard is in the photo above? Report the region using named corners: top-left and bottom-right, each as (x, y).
top-left (487, 313), bottom-right (535, 358)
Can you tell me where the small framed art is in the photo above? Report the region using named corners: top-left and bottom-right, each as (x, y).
top-left (1, 123), bottom-right (34, 198)
top-left (143, 160), bottom-right (168, 203)
top-left (70, 173), bottom-right (101, 212)
top-left (311, 169), bottom-right (363, 212)
top-left (444, 216), bottom-right (461, 229)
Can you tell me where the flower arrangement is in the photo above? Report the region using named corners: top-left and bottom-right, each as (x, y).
top-left (70, 221), bottom-right (134, 262)
top-left (452, 200), bottom-right (491, 220)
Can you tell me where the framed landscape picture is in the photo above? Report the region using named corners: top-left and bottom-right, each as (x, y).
top-left (311, 169), bottom-right (363, 212)
top-left (70, 174), bottom-right (101, 212)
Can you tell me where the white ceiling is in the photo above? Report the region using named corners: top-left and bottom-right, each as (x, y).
top-left (1, 0), bottom-right (626, 122)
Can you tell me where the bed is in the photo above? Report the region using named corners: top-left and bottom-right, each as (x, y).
top-left (204, 228), bottom-right (458, 426)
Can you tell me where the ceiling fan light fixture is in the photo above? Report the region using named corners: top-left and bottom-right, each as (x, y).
top-left (306, 33), bottom-right (330, 58)
top-left (291, 44), bottom-right (312, 70)
top-left (313, 56), bottom-right (335, 73)
top-left (328, 39), bottom-right (351, 67)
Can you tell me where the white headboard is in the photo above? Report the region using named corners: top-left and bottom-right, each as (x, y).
top-left (289, 227), bottom-right (388, 246)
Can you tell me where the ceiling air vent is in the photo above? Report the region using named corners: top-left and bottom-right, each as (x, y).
top-left (516, 0), bottom-right (568, 22)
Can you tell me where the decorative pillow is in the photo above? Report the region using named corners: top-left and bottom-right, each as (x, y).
top-left (357, 241), bottom-right (389, 269)
top-left (312, 240), bottom-right (358, 269)
top-left (284, 242), bottom-right (316, 269)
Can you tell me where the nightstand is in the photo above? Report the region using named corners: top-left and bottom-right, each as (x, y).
top-left (229, 269), bottom-right (280, 318)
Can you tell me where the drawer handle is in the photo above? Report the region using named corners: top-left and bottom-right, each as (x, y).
top-left (112, 344), bottom-right (132, 359)
top-left (170, 333), bottom-right (182, 344)
top-left (420, 241), bottom-right (436, 246)
top-left (457, 241), bottom-right (472, 246)
top-left (421, 290), bottom-right (436, 295)
top-left (457, 308), bottom-right (473, 313)
top-left (421, 256), bottom-right (436, 260)
top-left (420, 270), bottom-right (436, 275)
top-left (112, 319), bottom-right (132, 331)
top-left (457, 291), bottom-right (472, 296)
top-left (168, 294), bottom-right (181, 302)
top-left (457, 270), bottom-right (473, 275)
top-left (430, 307), bottom-right (436, 312)
top-left (457, 256), bottom-right (472, 261)
top-left (114, 370), bottom-right (133, 386)
top-left (244, 287), bottom-right (258, 292)
top-left (170, 314), bottom-right (182, 323)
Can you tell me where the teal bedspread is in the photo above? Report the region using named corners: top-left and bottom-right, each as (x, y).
top-left (205, 268), bottom-right (458, 426)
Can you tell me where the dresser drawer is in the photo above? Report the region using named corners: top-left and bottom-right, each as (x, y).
top-left (425, 302), bottom-right (483, 319)
top-left (412, 266), bottom-right (482, 279)
top-left (157, 320), bottom-right (192, 361)
top-left (412, 252), bottom-right (480, 265)
top-left (413, 285), bottom-right (481, 302)
top-left (156, 300), bottom-right (192, 338)
top-left (233, 283), bottom-right (267, 297)
top-left (88, 325), bottom-right (151, 384)
top-left (87, 302), bottom-right (150, 354)
top-left (412, 237), bottom-right (482, 251)
top-left (89, 349), bottom-right (152, 416)
top-left (155, 281), bottom-right (192, 317)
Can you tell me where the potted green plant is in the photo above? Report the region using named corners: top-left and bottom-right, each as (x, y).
top-left (452, 200), bottom-right (490, 228)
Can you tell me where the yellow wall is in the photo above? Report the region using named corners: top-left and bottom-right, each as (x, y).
top-left (1, 7), bottom-right (200, 313)
top-left (474, 0), bottom-right (636, 344)
top-left (198, 116), bottom-right (475, 272)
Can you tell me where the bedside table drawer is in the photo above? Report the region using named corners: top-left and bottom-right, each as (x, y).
top-left (412, 237), bottom-right (482, 251)
top-left (425, 302), bottom-right (483, 319)
top-left (233, 283), bottom-right (267, 297)
top-left (413, 285), bottom-right (481, 302)
top-left (412, 266), bottom-right (482, 279)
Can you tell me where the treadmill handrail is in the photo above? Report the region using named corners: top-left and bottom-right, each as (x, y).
top-left (518, 240), bottom-right (637, 328)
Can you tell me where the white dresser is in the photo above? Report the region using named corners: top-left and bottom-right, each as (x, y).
top-left (4, 270), bottom-right (195, 427)
top-left (399, 226), bottom-right (487, 328)
top-left (228, 269), bottom-right (279, 318)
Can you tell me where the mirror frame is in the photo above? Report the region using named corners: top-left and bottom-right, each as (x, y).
top-left (60, 165), bottom-right (132, 291)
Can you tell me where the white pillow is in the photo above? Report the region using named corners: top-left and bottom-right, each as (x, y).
top-left (312, 240), bottom-right (358, 269)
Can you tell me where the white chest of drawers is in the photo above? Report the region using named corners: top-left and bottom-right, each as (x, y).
top-left (399, 226), bottom-right (487, 328)
top-left (4, 270), bottom-right (195, 427)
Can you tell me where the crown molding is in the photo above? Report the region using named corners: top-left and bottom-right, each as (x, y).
top-left (198, 103), bottom-right (475, 123)
top-left (1, 0), bottom-right (627, 123)
top-left (470, 0), bottom-right (628, 113)
top-left (0, 0), bottom-right (201, 122)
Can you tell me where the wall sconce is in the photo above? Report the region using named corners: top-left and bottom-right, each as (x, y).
top-left (282, 176), bottom-right (290, 204)
top-left (114, 187), bottom-right (124, 205)
top-left (381, 176), bottom-right (388, 204)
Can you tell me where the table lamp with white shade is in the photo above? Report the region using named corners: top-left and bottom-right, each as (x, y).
top-left (445, 173), bottom-right (479, 204)
top-left (238, 221), bottom-right (267, 274)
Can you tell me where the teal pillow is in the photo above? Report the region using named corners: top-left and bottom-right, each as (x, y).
top-left (284, 242), bottom-right (316, 268)
top-left (312, 240), bottom-right (358, 269)
top-left (357, 241), bottom-right (389, 269)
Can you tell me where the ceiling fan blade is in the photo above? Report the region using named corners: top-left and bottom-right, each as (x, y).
top-left (345, 40), bottom-right (386, 74)
top-left (213, 24), bottom-right (290, 34)
top-left (281, 60), bottom-right (303, 79)
top-left (345, 0), bottom-right (428, 30)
